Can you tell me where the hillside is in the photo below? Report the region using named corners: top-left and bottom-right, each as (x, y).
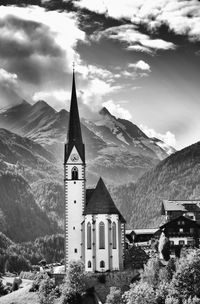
top-left (111, 141), bottom-right (200, 228)
top-left (0, 172), bottom-right (59, 242)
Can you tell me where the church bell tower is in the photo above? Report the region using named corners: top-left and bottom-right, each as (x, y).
top-left (64, 70), bottom-right (85, 270)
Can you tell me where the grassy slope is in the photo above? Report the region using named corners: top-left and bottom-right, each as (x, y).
top-left (0, 278), bottom-right (38, 304)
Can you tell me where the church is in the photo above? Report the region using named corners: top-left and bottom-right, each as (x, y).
top-left (64, 71), bottom-right (126, 272)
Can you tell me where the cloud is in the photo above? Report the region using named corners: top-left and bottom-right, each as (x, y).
top-left (77, 0), bottom-right (200, 42)
top-left (93, 24), bottom-right (176, 53)
top-left (0, 68), bottom-right (24, 108)
top-left (0, 6), bottom-right (85, 88)
top-left (32, 89), bottom-right (71, 110)
top-left (102, 100), bottom-right (132, 120)
top-left (128, 60), bottom-right (151, 71)
top-left (140, 124), bottom-right (176, 148)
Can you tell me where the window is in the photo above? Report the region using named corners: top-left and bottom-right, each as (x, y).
top-left (74, 200), bottom-right (76, 204)
top-left (112, 222), bottom-right (117, 249)
top-left (72, 167), bottom-right (78, 180)
top-left (179, 228), bottom-right (183, 233)
top-left (190, 228), bottom-right (194, 234)
top-left (179, 240), bottom-right (185, 246)
top-left (87, 222), bottom-right (92, 249)
top-left (74, 248), bottom-right (77, 253)
top-left (88, 261), bottom-right (92, 268)
top-left (170, 241), bottom-right (174, 245)
top-left (100, 260), bottom-right (105, 268)
top-left (73, 227), bottom-right (75, 230)
top-left (99, 222), bottom-right (105, 249)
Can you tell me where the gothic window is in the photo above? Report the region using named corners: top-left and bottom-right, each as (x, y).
top-left (72, 167), bottom-right (78, 180)
top-left (100, 260), bottom-right (105, 268)
top-left (88, 261), bottom-right (92, 268)
top-left (112, 222), bottom-right (117, 249)
top-left (87, 222), bottom-right (92, 249)
top-left (99, 222), bottom-right (105, 249)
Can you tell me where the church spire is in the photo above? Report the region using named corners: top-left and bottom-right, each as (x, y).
top-left (65, 67), bottom-right (85, 163)
top-left (67, 68), bottom-right (83, 144)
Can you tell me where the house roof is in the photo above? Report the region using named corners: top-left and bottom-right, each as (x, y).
top-left (162, 200), bottom-right (200, 213)
top-left (133, 228), bottom-right (159, 235)
top-left (84, 178), bottom-right (126, 222)
top-left (160, 215), bottom-right (200, 229)
top-left (163, 200), bottom-right (187, 212)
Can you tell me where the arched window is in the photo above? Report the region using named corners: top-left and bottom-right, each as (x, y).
top-left (87, 222), bottom-right (92, 249)
top-left (88, 261), bottom-right (92, 268)
top-left (100, 260), bottom-right (105, 268)
top-left (112, 222), bottom-right (117, 249)
top-left (71, 167), bottom-right (78, 180)
top-left (99, 222), bottom-right (105, 249)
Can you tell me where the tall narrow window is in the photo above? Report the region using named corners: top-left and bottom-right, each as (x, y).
top-left (100, 260), bottom-right (105, 268)
top-left (112, 222), bottom-right (117, 249)
top-left (88, 261), bottom-right (92, 268)
top-left (87, 222), bottom-right (92, 249)
top-left (99, 222), bottom-right (105, 249)
top-left (72, 167), bottom-right (78, 180)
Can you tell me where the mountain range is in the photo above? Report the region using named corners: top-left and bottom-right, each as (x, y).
top-left (1, 99), bottom-right (198, 242)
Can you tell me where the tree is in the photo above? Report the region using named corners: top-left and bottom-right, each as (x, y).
top-left (60, 260), bottom-right (86, 304)
top-left (123, 281), bottom-right (156, 304)
top-left (141, 256), bottom-right (160, 288)
top-left (38, 276), bottom-right (57, 304)
top-left (171, 249), bottom-right (200, 300)
top-left (105, 287), bottom-right (123, 304)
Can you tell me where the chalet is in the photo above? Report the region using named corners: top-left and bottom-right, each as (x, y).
top-left (159, 215), bottom-right (200, 247)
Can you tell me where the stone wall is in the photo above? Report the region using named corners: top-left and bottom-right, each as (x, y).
top-left (85, 269), bottom-right (140, 303)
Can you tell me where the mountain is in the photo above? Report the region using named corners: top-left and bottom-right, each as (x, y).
top-left (0, 171), bottom-right (59, 242)
top-left (111, 141), bottom-right (200, 228)
top-left (0, 100), bottom-right (173, 185)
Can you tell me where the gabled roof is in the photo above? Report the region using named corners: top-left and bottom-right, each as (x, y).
top-left (160, 215), bottom-right (200, 229)
top-left (84, 178), bottom-right (126, 223)
top-left (162, 200), bottom-right (200, 213)
top-left (162, 200), bottom-right (187, 212)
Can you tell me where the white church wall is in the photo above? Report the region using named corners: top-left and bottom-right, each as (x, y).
top-left (64, 147), bottom-right (85, 268)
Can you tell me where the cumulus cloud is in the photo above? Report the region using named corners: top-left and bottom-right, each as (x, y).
top-left (93, 24), bottom-right (176, 53)
top-left (77, 0), bottom-right (200, 42)
top-left (140, 124), bottom-right (176, 148)
top-left (102, 100), bottom-right (132, 120)
top-left (0, 68), bottom-right (24, 108)
top-left (0, 6), bottom-right (85, 88)
top-left (128, 60), bottom-right (151, 71)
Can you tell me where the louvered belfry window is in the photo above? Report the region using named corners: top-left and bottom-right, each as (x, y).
top-left (71, 166), bottom-right (78, 180)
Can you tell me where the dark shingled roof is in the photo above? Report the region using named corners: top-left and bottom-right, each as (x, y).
top-left (64, 71), bottom-right (85, 163)
top-left (84, 178), bottom-right (126, 222)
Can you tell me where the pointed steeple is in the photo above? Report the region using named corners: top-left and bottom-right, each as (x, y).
top-left (64, 68), bottom-right (85, 163)
top-left (67, 69), bottom-right (83, 144)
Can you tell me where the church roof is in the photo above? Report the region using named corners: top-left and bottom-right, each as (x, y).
top-left (84, 178), bottom-right (126, 222)
top-left (67, 70), bottom-right (83, 144)
top-left (65, 70), bottom-right (85, 163)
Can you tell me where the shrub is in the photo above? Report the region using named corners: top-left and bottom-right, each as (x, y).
top-left (105, 287), bottom-right (123, 304)
top-left (38, 276), bottom-right (57, 304)
top-left (30, 272), bottom-right (50, 292)
top-left (123, 281), bottom-right (156, 304)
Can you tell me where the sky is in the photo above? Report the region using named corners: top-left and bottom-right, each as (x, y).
top-left (0, 0), bottom-right (200, 150)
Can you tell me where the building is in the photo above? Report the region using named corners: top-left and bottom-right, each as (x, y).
top-left (125, 228), bottom-right (159, 248)
top-left (161, 200), bottom-right (200, 222)
top-left (64, 71), bottom-right (126, 272)
top-left (159, 215), bottom-right (200, 247)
